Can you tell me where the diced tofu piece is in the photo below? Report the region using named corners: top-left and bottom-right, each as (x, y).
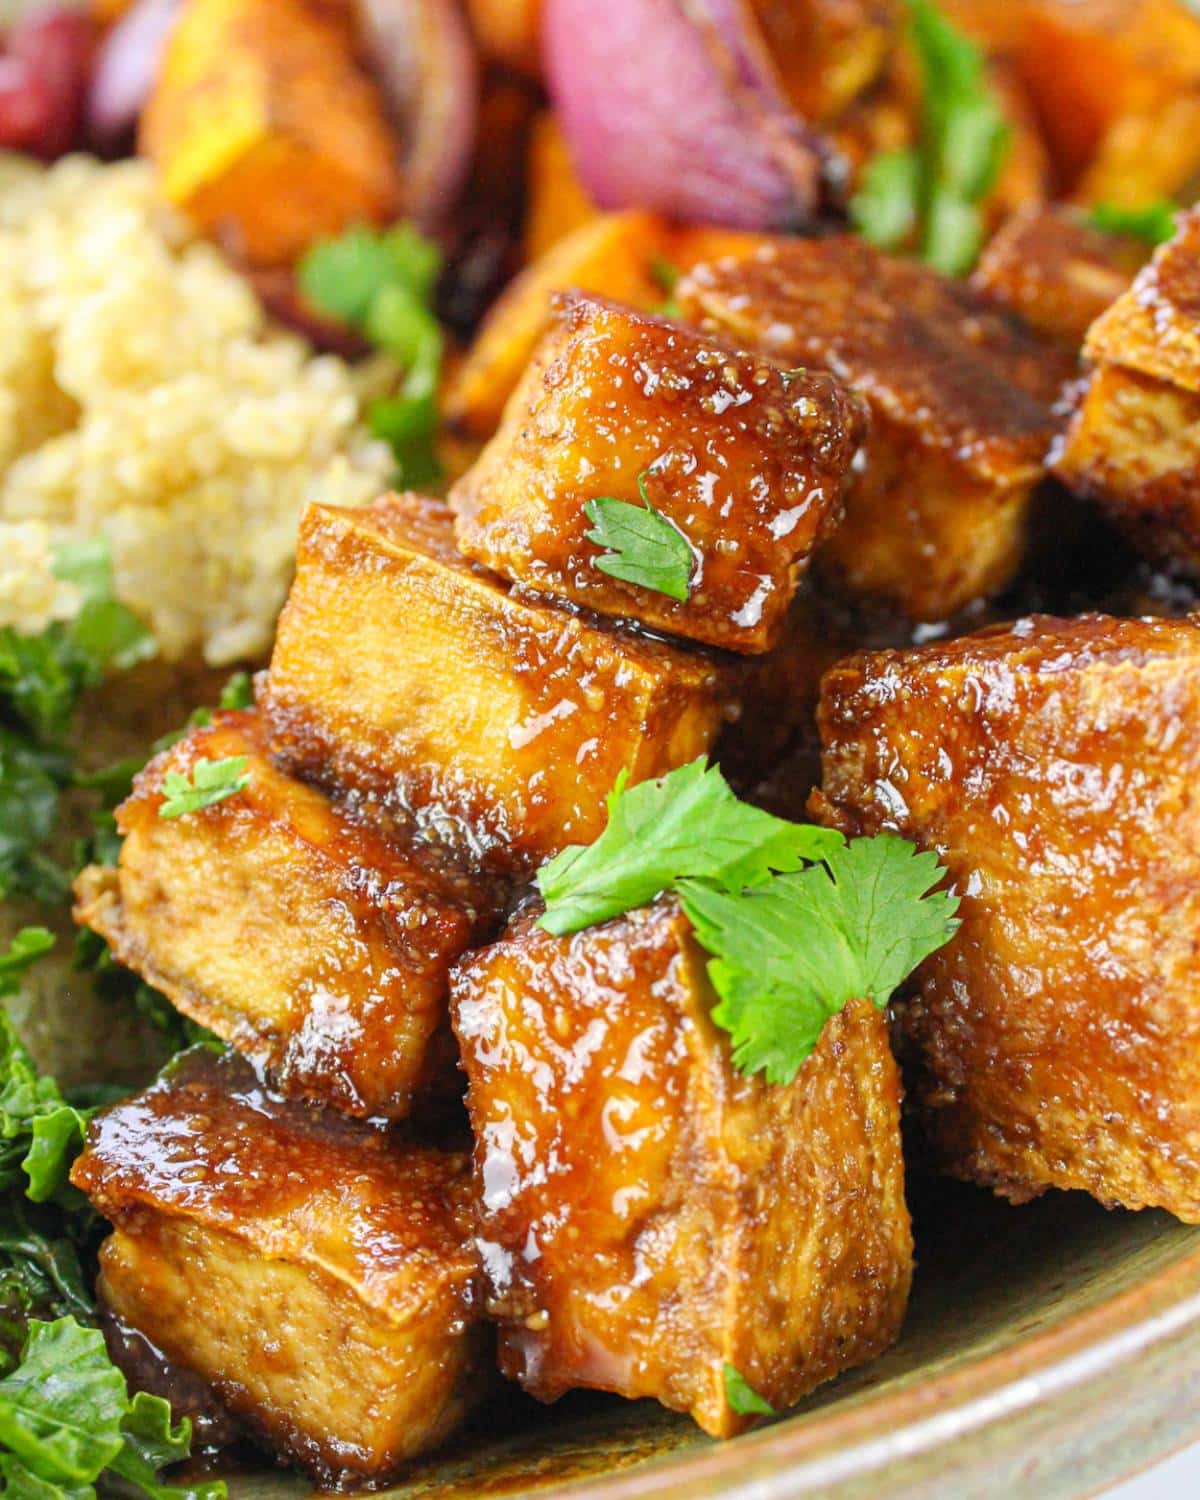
top-left (71, 1049), bottom-right (487, 1487)
top-left (450, 296), bottom-right (863, 654)
top-left (972, 204), bottom-right (1147, 348)
top-left (139, 0), bottom-right (402, 267)
top-left (450, 902), bottom-right (913, 1436)
top-left (748, 0), bottom-right (896, 122)
top-left (815, 613), bottom-right (1200, 1222)
top-left (444, 211), bottom-right (671, 440)
top-left (261, 495), bottom-right (744, 876)
top-left (1053, 208), bottom-right (1200, 569)
top-left (73, 710), bottom-right (497, 1119)
top-left (678, 236), bottom-right (1075, 621)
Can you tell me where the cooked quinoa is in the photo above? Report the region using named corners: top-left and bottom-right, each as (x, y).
top-left (0, 154), bottom-right (394, 664)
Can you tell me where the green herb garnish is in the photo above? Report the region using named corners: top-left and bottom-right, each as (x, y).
top-left (584, 471), bottom-right (695, 603)
top-left (1088, 200), bottom-right (1179, 248)
top-left (158, 757), bottom-right (250, 821)
top-left (537, 759), bottom-right (959, 1082)
top-left (723, 1363), bottom-right (777, 1418)
top-left (850, 0), bottom-right (1010, 276)
top-left (299, 223), bottom-right (445, 488)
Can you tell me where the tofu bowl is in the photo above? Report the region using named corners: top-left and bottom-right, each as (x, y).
top-left (5, 2), bottom-right (1200, 1499)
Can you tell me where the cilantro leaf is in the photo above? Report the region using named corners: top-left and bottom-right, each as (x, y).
top-left (537, 759), bottom-right (843, 936)
top-left (584, 472), bottom-right (695, 603)
top-left (849, 148), bottom-right (920, 251)
top-left (723, 1363), bottom-right (776, 1418)
top-left (853, 0), bottom-right (1010, 276)
top-left (157, 757), bottom-right (250, 821)
top-left (678, 835), bottom-right (960, 1083)
top-left (216, 672), bottom-right (253, 712)
top-left (1088, 200), bottom-right (1179, 248)
top-left (299, 223), bottom-right (445, 486)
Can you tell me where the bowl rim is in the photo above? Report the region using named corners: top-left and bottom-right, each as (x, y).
top-left (545, 1225), bottom-right (1200, 1500)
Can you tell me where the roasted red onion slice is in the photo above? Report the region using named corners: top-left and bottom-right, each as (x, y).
top-left (356, 0), bottom-right (479, 230)
top-left (542, 0), bottom-right (823, 230)
top-left (85, 0), bottom-right (181, 153)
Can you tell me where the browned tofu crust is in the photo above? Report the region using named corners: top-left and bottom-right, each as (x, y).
top-left (450, 296), bottom-right (863, 655)
top-left (678, 236), bottom-right (1075, 620)
top-left (262, 494), bottom-right (766, 875)
top-left (72, 1049), bottom-right (488, 1486)
top-left (971, 204), bottom-right (1147, 347)
top-left (815, 613), bottom-right (1200, 1221)
top-left (74, 710), bottom-right (497, 1119)
top-left (451, 902), bottom-right (913, 1437)
top-left (1053, 208), bottom-right (1200, 568)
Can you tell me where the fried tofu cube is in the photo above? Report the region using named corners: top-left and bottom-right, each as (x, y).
top-left (261, 494), bottom-right (742, 876)
top-left (444, 211), bottom-right (671, 440)
top-left (815, 613), bottom-right (1200, 1222)
top-left (972, 204), bottom-right (1147, 348)
top-left (139, 0), bottom-right (402, 266)
top-left (73, 710), bottom-right (496, 1119)
top-left (450, 296), bottom-right (863, 655)
top-left (450, 902), bottom-right (913, 1436)
top-left (1053, 208), bottom-right (1200, 569)
top-left (72, 1049), bottom-right (487, 1487)
top-left (678, 237), bottom-right (1074, 622)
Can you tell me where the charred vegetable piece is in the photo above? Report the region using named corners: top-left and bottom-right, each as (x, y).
top-left (678, 235), bottom-right (1075, 622)
top-left (71, 1048), bottom-right (489, 1488)
top-left (815, 613), bottom-right (1200, 1222)
top-left (73, 710), bottom-right (499, 1119)
top-left (971, 203), bottom-right (1149, 347)
top-left (1053, 207), bottom-right (1200, 571)
top-left (139, 0), bottom-right (402, 266)
top-left (444, 210), bottom-right (671, 440)
top-left (261, 495), bottom-right (741, 876)
top-left (450, 901), bottom-right (913, 1436)
top-left (450, 296), bottom-right (863, 654)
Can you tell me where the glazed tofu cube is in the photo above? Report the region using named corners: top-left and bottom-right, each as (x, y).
top-left (450, 296), bottom-right (863, 655)
top-left (450, 902), bottom-right (913, 1436)
top-left (678, 236), bottom-right (1075, 622)
top-left (261, 495), bottom-right (749, 876)
top-left (1053, 208), bottom-right (1200, 570)
top-left (72, 1049), bottom-right (487, 1488)
top-left (815, 613), bottom-right (1200, 1222)
top-left (73, 710), bottom-right (497, 1119)
top-left (971, 205), bottom-right (1147, 348)
top-left (752, 0), bottom-right (895, 122)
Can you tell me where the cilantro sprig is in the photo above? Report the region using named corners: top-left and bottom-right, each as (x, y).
top-left (158, 757), bottom-right (250, 821)
top-left (723, 1363), bottom-right (776, 1418)
top-left (584, 471), bottom-right (695, 603)
top-left (537, 759), bottom-right (959, 1082)
top-left (1088, 200), bottom-right (1179, 248)
top-left (850, 0), bottom-right (1010, 276)
top-left (299, 223), bottom-right (445, 488)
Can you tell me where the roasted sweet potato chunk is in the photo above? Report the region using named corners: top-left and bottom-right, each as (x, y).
top-left (678, 237), bottom-right (1074, 622)
top-left (971, 204), bottom-right (1147, 347)
top-left (74, 710), bottom-right (496, 1119)
top-left (444, 211), bottom-right (670, 440)
top-left (451, 902), bottom-right (913, 1436)
top-left (71, 1048), bottom-right (488, 1487)
top-left (815, 613), bottom-right (1200, 1222)
top-left (261, 495), bottom-right (742, 875)
top-left (749, 0), bottom-right (896, 122)
top-left (139, 0), bottom-right (402, 267)
top-left (450, 296), bottom-right (863, 654)
top-left (1053, 208), bottom-right (1200, 569)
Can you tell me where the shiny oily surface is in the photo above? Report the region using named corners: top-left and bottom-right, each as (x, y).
top-left (222, 1179), bottom-right (1200, 1500)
